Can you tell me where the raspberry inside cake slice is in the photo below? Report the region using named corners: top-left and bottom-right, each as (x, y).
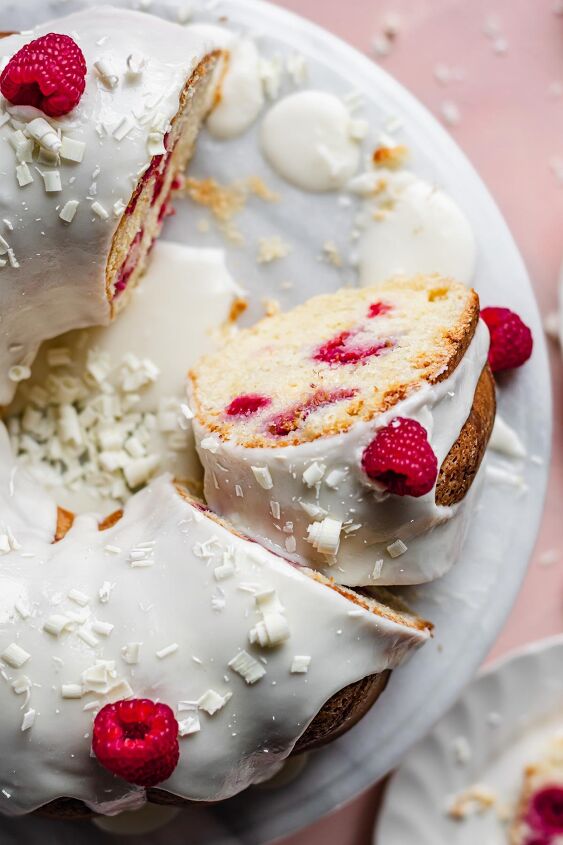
top-left (190, 275), bottom-right (480, 447)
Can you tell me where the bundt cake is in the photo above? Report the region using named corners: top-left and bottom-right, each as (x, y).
top-left (189, 275), bottom-right (496, 586)
top-left (0, 7), bottom-right (222, 406)
top-left (0, 2), bottom-right (519, 826)
top-left (0, 419), bottom-right (430, 816)
top-left (509, 735), bottom-right (563, 844)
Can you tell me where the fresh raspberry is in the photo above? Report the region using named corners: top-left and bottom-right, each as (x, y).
top-left (92, 698), bottom-right (179, 788)
top-left (314, 330), bottom-right (394, 365)
top-left (0, 33), bottom-right (87, 117)
top-left (367, 301), bottom-right (392, 319)
top-left (526, 787), bottom-right (563, 837)
top-left (361, 417), bottom-right (438, 497)
top-left (226, 393), bottom-right (271, 417)
top-left (480, 306), bottom-right (533, 373)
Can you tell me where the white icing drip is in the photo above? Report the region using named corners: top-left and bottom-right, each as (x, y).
top-left (186, 25), bottom-right (264, 140)
top-left (260, 91), bottom-right (362, 191)
top-left (192, 322), bottom-right (490, 586)
top-left (489, 414), bottom-right (526, 459)
top-left (0, 9), bottom-right (213, 405)
top-left (6, 241), bottom-right (242, 514)
top-left (350, 169), bottom-right (476, 286)
top-left (0, 450), bottom-right (427, 814)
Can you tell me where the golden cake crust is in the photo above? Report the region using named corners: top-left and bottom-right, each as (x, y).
top-left (436, 364), bottom-right (496, 507)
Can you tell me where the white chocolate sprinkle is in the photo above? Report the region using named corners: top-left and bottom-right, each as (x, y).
top-left (200, 435), bottom-right (221, 453)
top-left (290, 655), bottom-right (311, 674)
top-left (178, 714), bottom-right (201, 736)
top-left (121, 642), bottom-right (141, 665)
top-left (61, 684), bottom-right (83, 699)
top-left (91, 620), bottom-right (114, 637)
top-left (302, 462), bottom-right (326, 487)
top-left (98, 581), bottom-right (115, 602)
top-left (113, 116), bottom-right (135, 142)
top-left (8, 365), bottom-right (31, 383)
top-left (306, 517), bottom-right (342, 556)
top-left (387, 539), bottom-right (408, 558)
top-left (156, 643), bottom-right (179, 659)
top-left (59, 200), bottom-right (80, 223)
top-left (228, 650), bottom-right (266, 684)
top-left (16, 163), bottom-right (33, 187)
top-left (21, 709), bottom-right (36, 732)
top-left (1, 643), bottom-right (31, 668)
top-left (68, 589), bottom-right (90, 607)
top-left (60, 137), bottom-right (86, 163)
top-left (77, 628), bottom-right (99, 648)
top-left (126, 52), bottom-right (146, 77)
top-left (197, 688), bottom-right (232, 715)
top-left (94, 58), bottom-right (119, 89)
top-left (26, 118), bottom-right (61, 153)
top-left (91, 201), bottom-right (109, 220)
top-left (43, 614), bottom-right (73, 637)
top-left (251, 465), bottom-right (273, 490)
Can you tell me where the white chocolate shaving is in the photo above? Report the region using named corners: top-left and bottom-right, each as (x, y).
top-left (290, 655), bottom-right (311, 673)
top-left (228, 650), bottom-right (266, 684)
top-left (25, 118), bottom-right (61, 153)
top-left (60, 137), bottom-right (86, 163)
top-left (1, 643), bottom-right (31, 668)
top-left (251, 465), bottom-right (273, 490)
top-left (306, 517), bottom-right (342, 556)
top-left (197, 689), bottom-right (232, 715)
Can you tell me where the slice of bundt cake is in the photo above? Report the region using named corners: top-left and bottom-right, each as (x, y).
top-left (0, 8), bottom-right (222, 405)
top-left (509, 735), bottom-right (563, 844)
top-left (0, 436), bottom-right (430, 816)
top-left (189, 275), bottom-right (495, 586)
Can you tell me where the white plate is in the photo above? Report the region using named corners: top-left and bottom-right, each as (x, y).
top-left (377, 635), bottom-right (563, 844)
top-left (0, 0), bottom-right (551, 842)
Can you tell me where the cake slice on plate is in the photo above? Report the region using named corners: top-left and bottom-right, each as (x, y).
top-left (0, 7), bottom-right (222, 404)
top-left (510, 735), bottom-right (563, 845)
top-left (189, 274), bottom-right (496, 586)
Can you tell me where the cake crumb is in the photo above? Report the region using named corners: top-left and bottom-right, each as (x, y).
top-left (322, 241), bottom-right (343, 267)
top-left (372, 143), bottom-right (409, 169)
top-left (447, 784), bottom-right (497, 820)
top-left (184, 176), bottom-right (278, 245)
top-left (185, 177), bottom-right (246, 224)
top-left (257, 235), bottom-right (291, 264)
top-left (262, 298), bottom-right (281, 317)
top-left (247, 176), bottom-right (279, 203)
top-left (452, 735), bottom-right (472, 765)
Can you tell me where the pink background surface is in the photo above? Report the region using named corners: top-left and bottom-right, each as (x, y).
top-left (270, 0), bottom-right (563, 842)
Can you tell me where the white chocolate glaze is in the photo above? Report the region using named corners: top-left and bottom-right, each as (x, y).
top-left (192, 322), bottom-right (490, 586)
top-left (0, 8), bottom-right (214, 405)
top-left (186, 25), bottom-right (264, 140)
top-left (0, 424), bottom-right (428, 815)
top-left (6, 241), bottom-right (243, 514)
top-left (260, 91), bottom-right (362, 191)
top-left (349, 169), bottom-right (476, 286)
